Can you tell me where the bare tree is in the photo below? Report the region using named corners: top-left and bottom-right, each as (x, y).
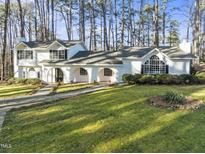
top-left (1, 0), bottom-right (10, 81)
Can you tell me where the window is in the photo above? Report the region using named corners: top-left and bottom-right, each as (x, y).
top-left (144, 55), bottom-right (166, 74)
top-left (50, 50), bottom-right (67, 60)
top-left (104, 68), bottom-right (112, 76)
top-left (29, 67), bottom-right (35, 72)
top-left (17, 50), bottom-right (33, 59)
top-left (80, 68), bottom-right (88, 75)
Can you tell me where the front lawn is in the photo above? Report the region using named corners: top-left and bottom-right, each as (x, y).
top-left (0, 84), bottom-right (39, 98)
top-left (1, 85), bottom-right (205, 152)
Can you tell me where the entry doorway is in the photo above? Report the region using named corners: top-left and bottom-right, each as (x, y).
top-left (55, 68), bottom-right (64, 82)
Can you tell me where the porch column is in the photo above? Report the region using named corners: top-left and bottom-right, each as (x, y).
top-left (61, 67), bottom-right (71, 83)
top-left (87, 67), bottom-right (98, 83)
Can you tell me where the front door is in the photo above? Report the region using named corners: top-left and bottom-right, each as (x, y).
top-left (55, 68), bottom-right (63, 82)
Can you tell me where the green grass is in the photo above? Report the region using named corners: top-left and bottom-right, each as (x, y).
top-left (0, 84), bottom-right (39, 98)
top-left (56, 83), bottom-right (96, 93)
top-left (1, 85), bottom-right (205, 152)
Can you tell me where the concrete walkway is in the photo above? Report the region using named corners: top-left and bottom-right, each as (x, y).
top-left (0, 84), bottom-right (110, 130)
top-left (33, 84), bottom-right (57, 96)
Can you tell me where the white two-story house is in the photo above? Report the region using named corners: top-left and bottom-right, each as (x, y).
top-left (14, 39), bottom-right (196, 83)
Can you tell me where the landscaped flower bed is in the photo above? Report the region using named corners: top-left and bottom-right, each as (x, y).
top-left (149, 91), bottom-right (203, 110)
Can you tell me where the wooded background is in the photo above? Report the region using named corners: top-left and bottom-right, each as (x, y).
top-left (0, 0), bottom-right (204, 81)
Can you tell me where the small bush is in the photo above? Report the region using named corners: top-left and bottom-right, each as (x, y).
top-left (164, 91), bottom-right (186, 104)
top-left (195, 72), bottom-right (205, 83)
top-left (7, 78), bottom-right (16, 85)
top-left (25, 78), bottom-right (42, 85)
top-left (122, 74), bottom-right (135, 84)
top-left (14, 78), bottom-right (27, 84)
top-left (180, 74), bottom-right (198, 84)
top-left (7, 78), bottom-right (42, 85)
top-left (133, 74), bottom-right (143, 84)
top-left (139, 75), bottom-right (156, 84)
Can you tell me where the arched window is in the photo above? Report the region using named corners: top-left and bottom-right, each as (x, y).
top-left (80, 68), bottom-right (88, 76)
top-left (29, 67), bottom-right (35, 72)
top-left (104, 68), bottom-right (113, 76)
top-left (143, 55), bottom-right (166, 74)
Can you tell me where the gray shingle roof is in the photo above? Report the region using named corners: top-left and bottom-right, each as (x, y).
top-left (120, 46), bottom-right (197, 59)
top-left (19, 40), bottom-right (83, 49)
top-left (40, 51), bottom-right (123, 65)
top-left (39, 46), bottom-right (196, 65)
top-left (67, 51), bottom-right (122, 64)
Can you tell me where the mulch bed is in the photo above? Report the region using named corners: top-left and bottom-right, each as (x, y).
top-left (149, 96), bottom-right (204, 110)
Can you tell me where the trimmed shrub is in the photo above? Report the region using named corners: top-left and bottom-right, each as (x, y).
top-left (133, 74), bottom-right (143, 84)
top-left (122, 74), bottom-right (203, 85)
top-left (7, 78), bottom-right (42, 85)
top-left (179, 74), bottom-right (198, 84)
top-left (14, 78), bottom-right (27, 84)
top-left (7, 78), bottom-right (16, 85)
top-left (25, 78), bottom-right (42, 85)
top-left (156, 74), bottom-right (172, 84)
top-left (139, 75), bottom-right (157, 84)
top-left (164, 91), bottom-right (186, 104)
top-left (122, 74), bottom-right (135, 84)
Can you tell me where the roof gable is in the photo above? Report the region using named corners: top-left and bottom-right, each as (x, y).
top-left (141, 48), bottom-right (170, 60)
top-left (15, 42), bottom-right (31, 49)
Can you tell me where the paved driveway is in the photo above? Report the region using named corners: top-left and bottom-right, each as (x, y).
top-left (0, 84), bottom-right (110, 129)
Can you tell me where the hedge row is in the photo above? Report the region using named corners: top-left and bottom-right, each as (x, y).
top-left (7, 78), bottom-right (43, 85)
top-left (122, 74), bottom-right (205, 85)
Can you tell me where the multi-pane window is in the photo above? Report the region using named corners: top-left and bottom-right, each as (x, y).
top-left (17, 50), bottom-right (33, 59)
top-left (80, 68), bottom-right (88, 75)
top-left (104, 68), bottom-right (113, 76)
top-left (144, 55), bottom-right (166, 74)
top-left (50, 50), bottom-right (67, 60)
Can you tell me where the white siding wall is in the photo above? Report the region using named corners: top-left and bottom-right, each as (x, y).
top-left (37, 50), bottom-right (50, 62)
top-left (169, 59), bottom-right (190, 74)
top-left (14, 44), bottom-right (37, 77)
top-left (123, 60), bottom-right (142, 74)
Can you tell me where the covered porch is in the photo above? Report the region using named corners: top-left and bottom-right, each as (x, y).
top-left (41, 65), bottom-right (122, 84)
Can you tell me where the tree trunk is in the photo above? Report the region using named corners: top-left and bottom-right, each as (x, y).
top-left (92, 0), bottom-right (97, 51)
top-left (114, 0), bottom-right (118, 49)
top-left (153, 0), bottom-right (159, 47)
top-left (102, 1), bottom-right (109, 50)
top-left (51, 0), bottom-right (55, 40)
top-left (17, 0), bottom-right (25, 38)
top-left (1, 0), bottom-right (10, 81)
top-left (120, 0), bottom-right (125, 47)
top-left (79, 0), bottom-right (85, 42)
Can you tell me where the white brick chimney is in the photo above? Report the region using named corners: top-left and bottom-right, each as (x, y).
top-left (179, 39), bottom-right (191, 53)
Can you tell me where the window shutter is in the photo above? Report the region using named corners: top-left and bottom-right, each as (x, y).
top-left (65, 50), bottom-right (67, 59)
top-left (141, 65), bottom-right (144, 74)
top-left (166, 65), bottom-right (169, 74)
top-left (17, 51), bottom-right (19, 59)
top-left (49, 50), bottom-right (52, 59)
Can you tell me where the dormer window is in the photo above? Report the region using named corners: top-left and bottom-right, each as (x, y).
top-left (50, 50), bottom-right (67, 60)
top-left (17, 50), bottom-right (33, 60)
